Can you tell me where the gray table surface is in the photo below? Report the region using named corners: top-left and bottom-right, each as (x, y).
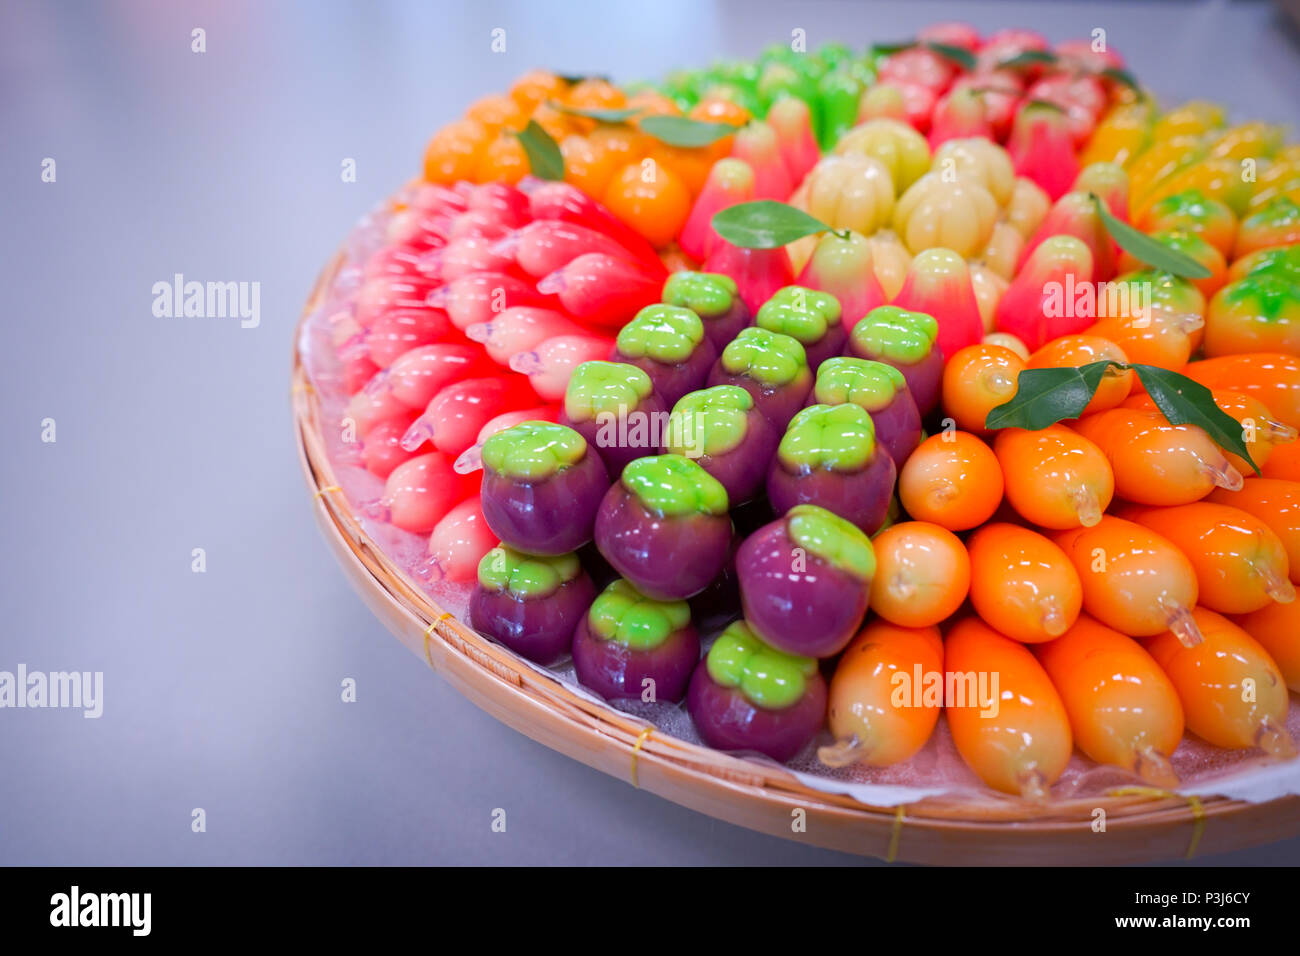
top-left (2, 0), bottom-right (1299, 866)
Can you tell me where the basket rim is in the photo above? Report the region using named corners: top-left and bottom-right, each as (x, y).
top-left (291, 248), bottom-right (1300, 852)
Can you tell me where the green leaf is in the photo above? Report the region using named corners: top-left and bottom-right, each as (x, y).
top-left (924, 42), bottom-right (976, 71)
top-left (711, 200), bottom-right (832, 249)
top-left (555, 72), bottom-right (611, 85)
top-left (1101, 66), bottom-right (1140, 90)
top-left (639, 115), bottom-right (739, 148)
top-left (870, 41), bottom-right (915, 57)
top-left (514, 120), bottom-right (564, 181)
top-left (1089, 194), bottom-right (1212, 279)
top-left (984, 363), bottom-right (1110, 430)
top-left (550, 102), bottom-right (642, 124)
top-left (996, 49), bottom-right (1059, 70)
top-left (1133, 365), bottom-right (1260, 474)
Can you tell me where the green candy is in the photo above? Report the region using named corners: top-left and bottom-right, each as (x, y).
top-left (851, 305), bottom-right (938, 365)
top-left (719, 327), bottom-right (809, 388)
top-left (563, 361), bottom-right (655, 424)
top-left (1115, 268), bottom-right (1203, 315)
top-left (813, 357), bottom-right (906, 411)
top-left (816, 70), bottom-right (863, 151)
top-left (588, 578), bottom-right (690, 650)
top-left (755, 285), bottom-right (842, 346)
top-left (481, 421), bottom-right (587, 481)
top-left (757, 61), bottom-right (818, 115)
top-left (477, 546), bottom-right (581, 597)
top-left (661, 271), bottom-right (739, 320)
top-left (1239, 197), bottom-right (1300, 244)
top-left (665, 386), bottom-right (753, 459)
top-left (706, 620), bottom-right (817, 709)
top-left (617, 305), bottom-right (706, 364)
top-left (621, 454), bottom-right (730, 517)
top-left (1234, 245), bottom-right (1300, 284)
top-left (786, 503), bottom-right (876, 581)
top-left (778, 403), bottom-right (877, 471)
top-left (1218, 274), bottom-right (1300, 322)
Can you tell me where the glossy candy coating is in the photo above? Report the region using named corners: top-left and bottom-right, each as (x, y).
top-left (469, 547), bottom-right (596, 664)
top-left (993, 425), bottom-right (1113, 529)
top-left (899, 432), bottom-right (1003, 532)
top-left (812, 357), bottom-right (922, 466)
top-left (847, 305), bottom-right (944, 414)
top-left (664, 386), bottom-right (777, 504)
top-left (612, 304), bottom-right (718, 409)
top-left (968, 523), bottom-right (1082, 643)
top-left (707, 327), bottom-right (812, 431)
top-left (660, 271), bottom-right (751, 352)
top-left (869, 522), bottom-right (970, 628)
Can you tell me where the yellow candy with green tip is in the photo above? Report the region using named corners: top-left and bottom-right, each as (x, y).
top-left (1080, 101), bottom-right (1153, 168)
top-left (1204, 274), bottom-right (1300, 357)
top-left (1235, 197), bottom-right (1300, 260)
top-left (1136, 156), bottom-right (1255, 220)
top-left (1249, 160), bottom-right (1300, 212)
top-left (1209, 121), bottom-right (1285, 161)
top-left (1127, 136), bottom-right (1206, 207)
top-left (1151, 100), bottom-right (1225, 141)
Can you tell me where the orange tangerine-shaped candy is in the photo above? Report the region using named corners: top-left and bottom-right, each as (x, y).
top-left (941, 343), bottom-right (1024, 434)
top-left (464, 94), bottom-right (528, 134)
top-left (898, 432), bottom-right (1003, 531)
top-left (1183, 352), bottom-right (1300, 431)
top-left (968, 522), bottom-right (1082, 643)
top-left (476, 134), bottom-right (530, 185)
top-left (508, 70), bottom-right (568, 111)
top-left (993, 425), bottom-right (1113, 529)
top-left (1208, 478), bottom-right (1300, 585)
top-left (1026, 334), bottom-right (1132, 416)
top-left (1122, 502), bottom-right (1295, 614)
top-left (423, 119), bottom-right (493, 185)
top-left (1232, 600), bottom-right (1300, 691)
top-left (1035, 615), bottom-right (1184, 786)
top-left (602, 161), bottom-right (691, 250)
top-left (1263, 440), bottom-right (1300, 481)
top-left (1123, 388), bottom-right (1296, 477)
top-left (820, 621), bottom-right (944, 768)
top-left (1055, 515), bottom-right (1204, 645)
top-left (869, 522), bottom-right (970, 627)
top-left (1144, 608), bottom-right (1295, 756)
top-left (944, 617), bottom-right (1073, 799)
top-left (1072, 408), bottom-right (1243, 506)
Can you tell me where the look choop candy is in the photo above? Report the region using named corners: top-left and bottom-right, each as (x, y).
top-left (899, 431), bottom-right (1003, 532)
top-left (401, 374), bottom-right (539, 457)
top-left (1204, 274), bottom-right (1300, 357)
top-left (660, 271), bottom-right (752, 353)
top-left (945, 617), bottom-right (1073, 800)
top-left (536, 252), bottom-right (664, 329)
top-left (612, 304), bottom-right (718, 408)
top-left (687, 619), bottom-right (826, 762)
top-left (526, 180), bottom-right (663, 271)
top-left (453, 403), bottom-right (560, 474)
top-left (846, 305), bottom-right (943, 415)
top-left (571, 578), bottom-right (700, 703)
top-left (707, 326), bottom-right (812, 431)
top-left (1035, 615), bottom-right (1184, 787)
top-left (868, 521), bottom-right (970, 628)
top-left (765, 403), bottom-right (897, 535)
top-left (811, 357), bottom-right (921, 466)
top-left (1183, 352), bottom-right (1300, 430)
top-left (365, 306), bottom-right (458, 367)
top-left (1138, 189), bottom-right (1238, 259)
top-left (703, 238), bottom-right (796, 315)
top-left (663, 386), bottom-right (777, 505)
top-left (432, 271), bottom-right (549, 332)
top-left (889, 248), bottom-right (985, 361)
top-left (354, 342), bottom-right (490, 428)
top-left (373, 451), bottom-right (479, 535)
top-left (479, 421), bottom-right (611, 555)
top-left (508, 332), bottom-right (617, 400)
top-left (753, 285), bottom-right (846, 371)
top-left (1027, 335), bottom-right (1132, 416)
top-left (967, 522), bottom-right (1082, 643)
top-left (1007, 101), bottom-right (1081, 201)
top-left (818, 620), bottom-right (943, 768)
top-left (594, 454), bottom-right (733, 600)
top-left (737, 504), bottom-right (875, 658)
top-left (679, 158), bottom-right (755, 261)
top-left (496, 218), bottom-right (649, 278)
top-left (940, 342), bottom-right (1025, 435)
top-left (994, 234), bottom-right (1095, 352)
top-left (993, 424), bottom-right (1113, 529)
top-left (1145, 608), bottom-right (1295, 757)
top-left (1207, 478), bottom-right (1300, 585)
top-left (421, 496), bottom-right (498, 583)
top-left (795, 231), bottom-right (888, 333)
top-left (1233, 599), bottom-right (1300, 692)
top-left (469, 545), bottom-right (596, 664)
top-left (465, 306), bottom-right (585, 365)
top-left (557, 360), bottom-right (666, 476)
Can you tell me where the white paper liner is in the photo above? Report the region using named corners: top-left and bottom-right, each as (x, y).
top-left (300, 197), bottom-right (1300, 809)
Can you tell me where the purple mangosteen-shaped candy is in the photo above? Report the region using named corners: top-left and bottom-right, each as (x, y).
top-left (754, 285), bottom-right (846, 371)
top-left (664, 385), bottom-right (778, 505)
top-left (469, 545), bottom-right (595, 665)
top-left (811, 357), bottom-right (922, 467)
top-left (846, 305), bottom-right (943, 415)
top-left (661, 271), bottom-right (751, 352)
top-left (571, 578), bottom-right (700, 703)
top-left (611, 304), bottom-right (718, 409)
top-left (687, 619), bottom-right (827, 762)
top-left (706, 326), bottom-right (812, 431)
top-left (479, 421), bottom-right (610, 556)
top-left (594, 454), bottom-right (732, 600)
top-left (558, 360), bottom-right (667, 477)
top-left (766, 403), bottom-right (897, 535)
top-left (736, 504), bottom-right (875, 657)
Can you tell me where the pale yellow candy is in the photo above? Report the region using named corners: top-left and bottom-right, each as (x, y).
top-left (866, 230), bottom-right (911, 300)
top-left (983, 331), bottom-right (1029, 361)
top-left (1003, 177), bottom-right (1052, 240)
top-left (1152, 100), bottom-right (1225, 141)
top-left (833, 118), bottom-right (930, 195)
top-left (803, 154), bottom-right (896, 235)
top-left (931, 138), bottom-right (1015, 206)
top-left (980, 222), bottom-right (1024, 280)
top-left (969, 263), bottom-right (1009, 333)
top-left (893, 173), bottom-right (997, 257)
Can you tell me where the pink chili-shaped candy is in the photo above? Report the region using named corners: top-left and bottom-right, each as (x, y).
top-left (703, 238), bottom-right (794, 315)
top-left (354, 274), bottom-right (440, 330)
top-left (372, 452), bottom-right (478, 535)
top-left (365, 307), bottom-right (460, 367)
top-left (495, 219), bottom-right (654, 279)
top-left (453, 404), bottom-right (562, 474)
top-left (430, 271), bottom-right (551, 332)
top-left (427, 233), bottom-right (521, 282)
top-left (465, 306), bottom-right (587, 366)
top-left (419, 496), bottom-right (500, 583)
top-left (464, 181), bottom-right (532, 229)
top-left (508, 333), bottom-right (617, 400)
top-left (526, 180), bottom-right (663, 272)
top-left (368, 341), bottom-right (494, 411)
top-left (401, 374), bottom-right (540, 456)
top-left (361, 411), bottom-right (421, 479)
top-left (362, 243), bottom-right (440, 281)
top-left (536, 253), bottom-right (663, 329)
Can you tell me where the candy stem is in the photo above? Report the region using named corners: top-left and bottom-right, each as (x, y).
top-left (927, 478), bottom-right (959, 510)
top-left (1159, 597), bottom-right (1204, 648)
top-left (1069, 485), bottom-right (1103, 527)
top-left (453, 445), bottom-right (485, 474)
top-left (887, 571), bottom-right (917, 602)
top-left (1256, 716), bottom-right (1297, 759)
top-left (464, 321), bottom-right (494, 344)
top-left (982, 369), bottom-right (1016, 394)
top-left (1133, 745), bottom-right (1179, 788)
top-left (400, 417), bottom-right (435, 452)
top-left (1039, 596), bottom-right (1068, 637)
top-left (361, 497), bottom-right (392, 523)
top-left (535, 271), bottom-right (566, 296)
top-left (817, 735), bottom-right (868, 768)
top-left (1016, 766), bottom-right (1049, 802)
top-left (1202, 457), bottom-right (1244, 492)
top-left (509, 351), bottom-right (544, 375)
top-left (362, 368), bottom-right (393, 397)
top-left (1262, 418), bottom-right (1298, 443)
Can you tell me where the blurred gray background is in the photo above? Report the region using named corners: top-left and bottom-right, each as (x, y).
top-left (2, 0), bottom-right (1299, 866)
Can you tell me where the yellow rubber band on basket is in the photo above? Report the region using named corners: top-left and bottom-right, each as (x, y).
top-left (315, 484), bottom-right (342, 499)
top-left (1107, 786), bottom-right (1206, 859)
top-left (886, 805), bottom-right (906, 863)
top-left (423, 613), bottom-right (453, 670)
top-left (630, 727), bottom-right (654, 788)
top-left (293, 381), bottom-right (315, 395)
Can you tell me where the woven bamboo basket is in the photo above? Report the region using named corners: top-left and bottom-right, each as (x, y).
top-left (293, 251), bottom-right (1300, 865)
